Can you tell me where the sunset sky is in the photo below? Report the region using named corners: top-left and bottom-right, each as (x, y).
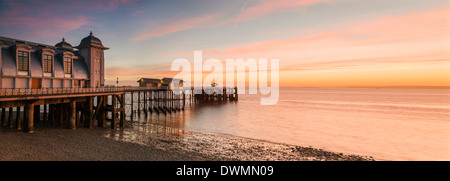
top-left (0, 0), bottom-right (448, 87)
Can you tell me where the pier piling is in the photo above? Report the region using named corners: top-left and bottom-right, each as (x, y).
top-left (69, 101), bottom-right (76, 130)
top-left (8, 107), bottom-right (13, 128)
top-left (16, 106), bottom-right (21, 130)
top-left (23, 103), bottom-right (34, 133)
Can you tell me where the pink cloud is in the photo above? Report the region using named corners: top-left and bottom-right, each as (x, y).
top-left (29, 0), bottom-right (136, 11)
top-left (104, 0), bottom-right (137, 10)
top-left (131, 13), bottom-right (219, 41)
top-left (0, 0), bottom-right (137, 39)
top-left (132, 0), bottom-right (328, 40)
top-left (0, 15), bottom-right (90, 39)
top-left (233, 0), bottom-right (329, 23)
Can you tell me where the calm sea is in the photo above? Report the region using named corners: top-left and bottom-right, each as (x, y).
top-left (132, 88), bottom-right (450, 161)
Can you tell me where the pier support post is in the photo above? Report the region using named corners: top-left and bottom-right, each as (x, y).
top-left (1, 108), bottom-right (6, 127)
top-left (63, 104), bottom-right (69, 128)
top-left (49, 104), bottom-right (55, 126)
top-left (34, 105), bottom-right (40, 123)
top-left (223, 89), bottom-right (226, 103)
top-left (59, 104), bottom-right (64, 127)
top-left (172, 91), bottom-right (174, 111)
top-left (85, 97), bottom-right (94, 128)
top-left (56, 104), bottom-right (62, 127)
top-left (144, 91), bottom-right (147, 116)
top-left (78, 104), bottom-right (82, 126)
top-left (16, 106), bottom-right (21, 130)
top-left (23, 103), bottom-right (34, 133)
top-left (234, 87), bottom-right (238, 102)
top-left (68, 101), bottom-right (76, 130)
top-left (130, 92), bottom-right (134, 120)
top-left (75, 104), bottom-right (79, 126)
top-left (149, 91), bottom-right (153, 114)
top-left (98, 96), bottom-right (106, 128)
top-left (8, 107), bottom-right (13, 128)
top-left (138, 91), bottom-right (141, 117)
top-left (182, 91), bottom-right (185, 110)
top-left (111, 95), bottom-right (117, 129)
top-left (43, 104), bottom-right (48, 123)
top-left (120, 94), bottom-right (125, 127)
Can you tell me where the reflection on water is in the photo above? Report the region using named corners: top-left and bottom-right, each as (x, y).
top-left (106, 101), bottom-right (239, 143)
top-left (105, 111), bottom-right (191, 144)
top-left (105, 88), bottom-right (450, 161)
top-left (104, 105), bottom-right (373, 161)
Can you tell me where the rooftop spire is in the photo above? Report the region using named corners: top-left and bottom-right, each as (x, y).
top-left (90, 31), bottom-right (93, 36)
top-left (62, 37), bottom-right (65, 42)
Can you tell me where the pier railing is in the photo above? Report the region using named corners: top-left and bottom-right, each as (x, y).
top-left (0, 87), bottom-right (125, 97)
top-left (0, 87), bottom-right (237, 97)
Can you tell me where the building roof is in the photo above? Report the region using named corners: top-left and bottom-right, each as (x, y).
top-left (162, 77), bottom-right (183, 82)
top-left (162, 77), bottom-right (173, 81)
top-left (55, 38), bottom-right (73, 51)
top-left (75, 31), bottom-right (109, 50)
top-left (1, 48), bottom-right (16, 76)
top-left (0, 36), bottom-right (89, 79)
top-left (138, 78), bottom-right (161, 83)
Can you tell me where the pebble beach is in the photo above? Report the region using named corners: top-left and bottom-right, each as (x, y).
top-left (0, 122), bottom-right (374, 161)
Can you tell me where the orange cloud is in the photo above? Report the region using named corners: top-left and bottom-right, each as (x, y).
top-left (152, 5), bottom-right (450, 87)
top-left (203, 5), bottom-right (450, 69)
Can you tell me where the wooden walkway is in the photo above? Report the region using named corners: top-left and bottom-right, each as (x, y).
top-left (0, 87), bottom-right (237, 133)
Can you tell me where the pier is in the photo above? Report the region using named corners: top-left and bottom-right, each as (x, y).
top-left (0, 87), bottom-right (238, 133)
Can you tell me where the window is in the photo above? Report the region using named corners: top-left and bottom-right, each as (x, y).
top-left (43, 54), bottom-right (52, 73)
top-left (64, 57), bottom-right (72, 74)
top-left (152, 83), bottom-right (158, 87)
top-left (18, 51), bottom-right (29, 71)
top-left (74, 80), bottom-right (80, 86)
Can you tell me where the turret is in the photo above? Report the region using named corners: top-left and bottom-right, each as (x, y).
top-left (75, 31), bottom-right (109, 88)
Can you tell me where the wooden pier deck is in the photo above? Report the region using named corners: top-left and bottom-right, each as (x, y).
top-left (0, 87), bottom-right (237, 133)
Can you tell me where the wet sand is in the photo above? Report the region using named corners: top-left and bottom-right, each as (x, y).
top-left (0, 123), bottom-right (374, 161)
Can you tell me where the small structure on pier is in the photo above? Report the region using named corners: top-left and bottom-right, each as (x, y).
top-left (137, 77), bottom-right (183, 90)
top-left (138, 78), bottom-right (161, 89)
top-left (161, 77), bottom-right (183, 90)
